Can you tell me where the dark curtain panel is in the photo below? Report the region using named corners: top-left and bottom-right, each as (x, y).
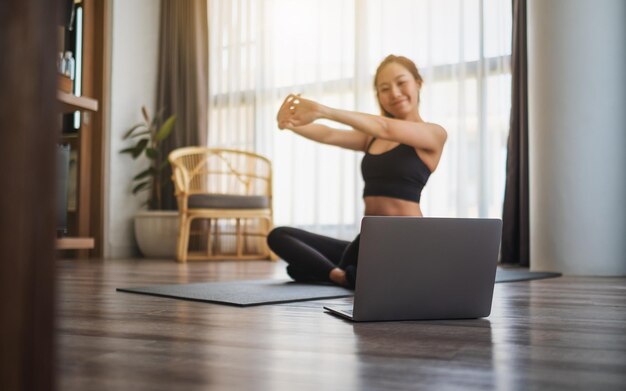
top-left (501, 0), bottom-right (529, 266)
top-left (156, 0), bottom-right (208, 210)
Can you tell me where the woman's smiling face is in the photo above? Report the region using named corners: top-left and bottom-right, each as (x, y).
top-left (375, 62), bottom-right (421, 120)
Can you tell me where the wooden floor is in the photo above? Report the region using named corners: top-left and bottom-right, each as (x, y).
top-left (56, 258), bottom-right (626, 391)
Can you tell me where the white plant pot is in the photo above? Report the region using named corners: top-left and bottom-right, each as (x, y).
top-left (134, 210), bottom-right (179, 259)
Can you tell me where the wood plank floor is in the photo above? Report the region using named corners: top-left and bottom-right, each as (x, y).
top-left (56, 258), bottom-right (626, 391)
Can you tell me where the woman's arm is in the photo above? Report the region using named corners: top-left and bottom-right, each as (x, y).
top-left (279, 94), bottom-right (447, 154)
top-left (277, 94), bottom-right (370, 152)
top-left (323, 107), bottom-right (447, 154)
top-left (283, 123), bottom-right (370, 152)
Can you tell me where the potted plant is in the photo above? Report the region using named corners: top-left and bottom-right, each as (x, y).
top-left (121, 106), bottom-right (178, 258)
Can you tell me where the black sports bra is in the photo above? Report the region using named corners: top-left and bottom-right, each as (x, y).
top-left (361, 139), bottom-right (431, 203)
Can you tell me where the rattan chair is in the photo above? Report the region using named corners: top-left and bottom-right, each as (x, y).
top-left (168, 147), bottom-right (274, 262)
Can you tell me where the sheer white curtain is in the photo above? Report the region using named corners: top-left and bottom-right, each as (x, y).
top-left (208, 0), bottom-right (511, 238)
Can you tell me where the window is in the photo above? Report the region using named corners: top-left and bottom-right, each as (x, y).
top-left (208, 0), bottom-right (512, 238)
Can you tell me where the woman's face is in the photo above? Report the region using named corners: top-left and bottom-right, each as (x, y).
top-left (375, 62), bottom-right (421, 119)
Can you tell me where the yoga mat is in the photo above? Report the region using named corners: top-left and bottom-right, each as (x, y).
top-left (117, 279), bottom-right (353, 307)
top-left (495, 269), bottom-right (561, 283)
top-left (117, 269), bottom-right (560, 307)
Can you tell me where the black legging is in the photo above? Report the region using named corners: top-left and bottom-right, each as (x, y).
top-left (267, 226), bottom-right (360, 288)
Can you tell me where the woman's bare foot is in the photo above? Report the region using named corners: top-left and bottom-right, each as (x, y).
top-left (329, 267), bottom-right (348, 287)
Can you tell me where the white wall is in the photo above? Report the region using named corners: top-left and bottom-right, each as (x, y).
top-left (104, 0), bottom-right (161, 258)
top-left (528, 0), bottom-right (626, 275)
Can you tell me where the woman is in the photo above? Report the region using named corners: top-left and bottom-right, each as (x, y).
top-left (267, 55), bottom-right (447, 288)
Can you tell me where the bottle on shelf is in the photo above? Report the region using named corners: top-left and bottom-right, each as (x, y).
top-left (57, 52), bottom-right (65, 74)
top-left (57, 51), bottom-right (74, 94)
top-left (64, 51), bottom-right (75, 81)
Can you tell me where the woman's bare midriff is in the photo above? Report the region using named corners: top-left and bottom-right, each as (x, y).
top-left (363, 196), bottom-right (423, 217)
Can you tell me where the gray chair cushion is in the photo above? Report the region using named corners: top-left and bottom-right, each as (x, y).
top-left (188, 194), bottom-right (270, 209)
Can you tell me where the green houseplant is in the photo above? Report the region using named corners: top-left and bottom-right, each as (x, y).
top-left (121, 106), bottom-right (176, 210)
top-left (121, 106), bottom-right (177, 258)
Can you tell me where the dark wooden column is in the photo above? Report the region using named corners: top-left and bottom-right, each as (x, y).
top-left (0, 0), bottom-right (58, 390)
top-left (83, 0), bottom-right (110, 258)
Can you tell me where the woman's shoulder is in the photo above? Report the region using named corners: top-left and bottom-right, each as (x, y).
top-left (424, 121), bottom-right (447, 139)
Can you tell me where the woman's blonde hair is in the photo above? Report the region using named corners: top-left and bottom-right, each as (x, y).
top-left (374, 55), bottom-right (423, 118)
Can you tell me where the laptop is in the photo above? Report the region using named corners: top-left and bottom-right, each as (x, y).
top-left (323, 216), bottom-right (502, 322)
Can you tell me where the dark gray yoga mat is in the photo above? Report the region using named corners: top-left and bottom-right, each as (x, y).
top-left (117, 279), bottom-right (353, 307)
top-left (495, 268), bottom-right (561, 283)
top-left (117, 268), bottom-right (560, 307)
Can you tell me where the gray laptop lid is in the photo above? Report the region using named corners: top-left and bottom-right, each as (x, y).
top-left (352, 217), bottom-right (502, 321)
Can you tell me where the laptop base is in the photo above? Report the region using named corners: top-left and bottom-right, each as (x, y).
top-left (323, 305), bottom-right (355, 321)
